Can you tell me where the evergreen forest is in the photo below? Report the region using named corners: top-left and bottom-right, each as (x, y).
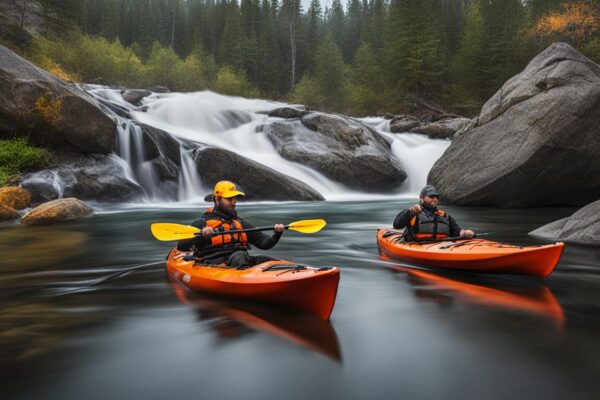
top-left (8, 0), bottom-right (600, 115)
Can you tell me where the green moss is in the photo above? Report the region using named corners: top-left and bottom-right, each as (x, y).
top-left (0, 139), bottom-right (52, 186)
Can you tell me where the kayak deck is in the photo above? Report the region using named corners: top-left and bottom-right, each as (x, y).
top-left (377, 229), bottom-right (564, 278)
top-left (166, 248), bottom-right (340, 320)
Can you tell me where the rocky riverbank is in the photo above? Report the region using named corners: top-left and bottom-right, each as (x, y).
top-left (0, 186), bottom-right (93, 224)
top-left (2, 42), bottom-right (455, 208)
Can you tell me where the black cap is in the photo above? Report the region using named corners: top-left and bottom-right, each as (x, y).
top-left (420, 185), bottom-right (439, 197)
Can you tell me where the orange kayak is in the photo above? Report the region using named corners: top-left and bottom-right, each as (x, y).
top-left (377, 229), bottom-right (564, 278)
top-left (166, 248), bottom-right (340, 320)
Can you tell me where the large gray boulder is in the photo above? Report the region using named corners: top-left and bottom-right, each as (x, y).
top-left (0, 44), bottom-right (116, 154)
top-left (260, 112), bottom-right (406, 191)
top-left (429, 42), bottom-right (600, 207)
top-left (193, 146), bottom-right (324, 201)
top-left (529, 200), bottom-right (600, 246)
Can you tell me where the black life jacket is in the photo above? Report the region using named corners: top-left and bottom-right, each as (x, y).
top-left (408, 208), bottom-right (450, 240)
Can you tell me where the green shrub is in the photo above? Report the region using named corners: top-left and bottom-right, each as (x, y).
top-left (0, 139), bottom-right (52, 186)
top-left (290, 75), bottom-right (323, 109)
top-left (0, 168), bottom-right (12, 187)
top-left (210, 67), bottom-right (260, 98)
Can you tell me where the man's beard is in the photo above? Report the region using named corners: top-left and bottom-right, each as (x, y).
top-left (218, 201), bottom-right (236, 216)
top-left (421, 201), bottom-right (438, 212)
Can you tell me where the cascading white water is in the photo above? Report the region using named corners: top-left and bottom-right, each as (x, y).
top-left (131, 91), bottom-right (349, 198)
top-left (132, 91), bottom-right (450, 200)
top-left (355, 117), bottom-right (451, 195)
top-left (87, 86), bottom-right (207, 202)
top-left (178, 146), bottom-right (206, 201)
top-left (84, 86), bottom-right (450, 202)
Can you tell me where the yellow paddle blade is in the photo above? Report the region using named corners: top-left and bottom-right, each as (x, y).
top-left (288, 219), bottom-right (327, 234)
top-left (151, 223), bottom-right (201, 241)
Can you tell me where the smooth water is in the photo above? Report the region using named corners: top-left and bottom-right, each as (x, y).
top-left (2, 200), bottom-right (600, 399)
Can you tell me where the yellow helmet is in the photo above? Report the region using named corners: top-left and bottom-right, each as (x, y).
top-left (213, 181), bottom-right (245, 198)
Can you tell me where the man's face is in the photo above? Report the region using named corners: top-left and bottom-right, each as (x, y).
top-left (216, 196), bottom-right (237, 214)
top-left (420, 195), bottom-right (439, 208)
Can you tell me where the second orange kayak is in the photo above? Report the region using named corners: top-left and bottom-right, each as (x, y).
top-left (166, 248), bottom-right (340, 320)
top-left (377, 229), bottom-right (564, 278)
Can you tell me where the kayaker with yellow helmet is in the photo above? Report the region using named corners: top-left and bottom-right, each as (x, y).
top-left (177, 181), bottom-right (285, 267)
top-left (393, 185), bottom-right (475, 242)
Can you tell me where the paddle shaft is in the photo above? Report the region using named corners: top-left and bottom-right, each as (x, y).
top-left (413, 232), bottom-right (493, 243)
top-left (199, 225), bottom-right (289, 236)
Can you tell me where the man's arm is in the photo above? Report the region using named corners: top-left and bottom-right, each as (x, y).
top-left (393, 209), bottom-right (415, 229)
top-left (448, 215), bottom-right (462, 237)
top-left (448, 215), bottom-right (474, 238)
top-left (243, 220), bottom-right (282, 250)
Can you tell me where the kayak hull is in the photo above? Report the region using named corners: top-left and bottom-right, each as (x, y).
top-left (377, 229), bottom-right (564, 278)
top-left (166, 248), bottom-right (340, 320)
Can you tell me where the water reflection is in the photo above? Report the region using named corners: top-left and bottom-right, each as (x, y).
top-left (384, 263), bottom-right (565, 329)
top-left (0, 299), bottom-right (102, 366)
top-left (0, 226), bottom-right (88, 273)
top-left (171, 283), bottom-right (342, 361)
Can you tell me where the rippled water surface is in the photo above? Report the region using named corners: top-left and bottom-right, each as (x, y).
top-left (2, 200), bottom-right (600, 399)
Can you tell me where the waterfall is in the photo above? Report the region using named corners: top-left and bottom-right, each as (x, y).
top-left (84, 87), bottom-right (450, 202)
top-left (178, 146), bottom-right (205, 201)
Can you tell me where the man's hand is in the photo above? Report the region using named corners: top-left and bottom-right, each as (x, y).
top-left (201, 227), bottom-right (215, 238)
top-left (460, 229), bottom-right (475, 239)
top-left (274, 224), bottom-right (285, 233)
top-left (409, 204), bottom-right (422, 214)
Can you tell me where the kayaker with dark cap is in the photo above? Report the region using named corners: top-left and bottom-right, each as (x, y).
top-left (393, 185), bottom-right (475, 242)
top-left (177, 180), bottom-right (285, 267)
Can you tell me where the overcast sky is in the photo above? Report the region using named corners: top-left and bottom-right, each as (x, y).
top-left (301, 0), bottom-right (333, 11)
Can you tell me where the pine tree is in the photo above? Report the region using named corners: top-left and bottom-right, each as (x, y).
top-left (314, 35), bottom-right (347, 110)
top-left (347, 41), bottom-right (387, 115)
top-left (217, 1), bottom-right (242, 69)
top-left (305, 0), bottom-right (323, 73)
top-left (327, 0), bottom-right (345, 52)
top-left (344, 0), bottom-right (363, 62)
top-left (453, 0), bottom-right (487, 106)
top-left (385, 0), bottom-right (442, 97)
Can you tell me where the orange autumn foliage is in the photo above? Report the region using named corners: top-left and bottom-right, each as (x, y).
top-left (532, 1), bottom-right (599, 46)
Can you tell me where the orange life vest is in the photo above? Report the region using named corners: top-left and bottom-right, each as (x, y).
top-left (409, 209), bottom-right (450, 240)
top-left (204, 207), bottom-right (249, 248)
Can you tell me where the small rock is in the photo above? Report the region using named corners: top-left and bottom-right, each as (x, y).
top-left (390, 115), bottom-right (421, 133)
top-left (412, 117), bottom-right (471, 139)
top-left (122, 89), bottom-right (152, 106)
top-left (20, 198), bottom-right (94, 225)
top-left (0, 186), bottom-right (31, 210)
top-left (149, 86), bottom-right (170, 93)
top-left (268, 107), bottom-right (309, 119)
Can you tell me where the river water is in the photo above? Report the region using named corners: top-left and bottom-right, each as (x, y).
top-left (2, 199), bottom-right (600, 399)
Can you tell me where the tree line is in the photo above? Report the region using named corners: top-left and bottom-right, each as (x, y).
top-left (29, 0), bottom-right (600, 115)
